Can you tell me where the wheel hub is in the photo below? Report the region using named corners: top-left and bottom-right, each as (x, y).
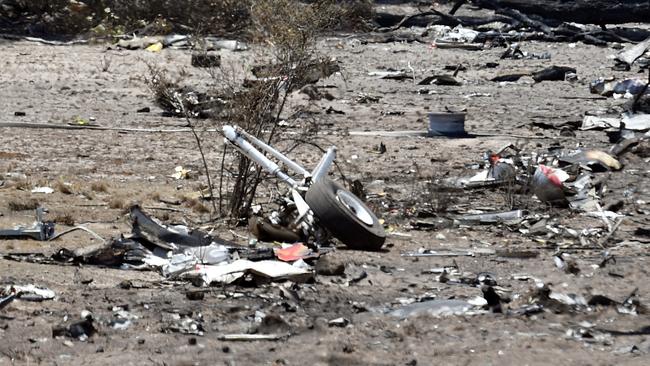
top-left (335, 190), bottom-right (374, 226)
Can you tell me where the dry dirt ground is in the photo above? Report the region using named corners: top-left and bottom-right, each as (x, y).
top-left (1, 5), bottom-right (650, 366)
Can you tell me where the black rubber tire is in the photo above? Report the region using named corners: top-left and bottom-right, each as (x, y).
top-left (305, 177), bottom-right (386, 251)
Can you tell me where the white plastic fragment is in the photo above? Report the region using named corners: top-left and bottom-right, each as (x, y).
top-left (7, 284), bottom-right (56, 301)
top-left (582, 113), bottom-right (650, 131)
top-left (467, 296), bottom-right (488, 307)
top-left (171, 166), bottom-right (191, 180)
top-left (187, 259), bottom-right (312, 286)
top-left (31, 187), bottom-right (54, 194)
top-left (183, 243), bottom-right (230, 265)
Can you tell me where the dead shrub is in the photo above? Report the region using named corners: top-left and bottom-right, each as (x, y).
top-left (91, 181), bottom-right (108, 193)
top-left (53, 213), bottom-right (75, 226)
top-left (54, 180), bottom-right (74, 195)
top-left (11, 178), bottom-right (32, 191)
top-left (140, 0), bottom-right (360, 222)
top-left (158, 211), bottom-right (171, 221)
top-left (184, 198), bottom-right (210, 214)
top-left (306, 0), bottom-right (373, 31)
top-left (108, 197), bottom-right (125, 209)
top-left (145, 64), bottom-right (184, 116)
top-left (250, 0), bottom-right (372, 43)
top-left (98, 54), bottom-right (112, 73)
top-left (424, 182), bottom-right (458, 214)
top-left (217, 0), bottom-right (336, 220)
top-left (8, 199), bottom-right (39, 211)
top-left (149, 191), bottom-right (162, 202)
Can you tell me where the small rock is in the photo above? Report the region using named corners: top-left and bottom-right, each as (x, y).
top-left (52, 316), bottom-right (96, 341)
top-left (14, 111), bottom-right (26, 117)
top-left (328, 317), bottom-right (349, 327)
top-left (137, 107), bottom-right (151, 113)
top-left (256, 313), bottom-right (291, 334)
top-left (604, 199), bottom-right (625, 213)
top-left (315, 255), bottom-right (345, 276)
top-left (186, 290), bottom-right (205, 301)
top-left (613, 345), bottom-right (639, 354)
top-left (325, 106), bottom-right (345, 115)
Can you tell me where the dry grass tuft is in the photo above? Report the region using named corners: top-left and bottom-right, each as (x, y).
top-left (108, 198), bottom-right (125, 209)
top-left (184, 198), bottom-right (210, 214)
top-left (149, 191), bottom-right (162, 202)
top-left (91, 181), bottom-right (109, 193)
top-left (54, 180), bottom-right (74, 195)
top-left (7, 199), bottom-right (39, 211)
top-left (81, 191), bottom-right (94, 200)
top-left (53, 213), bottom-right (75, 226)
top-left (12, 178), bottom-right (32, 191)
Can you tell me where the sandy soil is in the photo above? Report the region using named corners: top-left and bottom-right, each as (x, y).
top-left (1, 5), bottom-right (650, 366)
